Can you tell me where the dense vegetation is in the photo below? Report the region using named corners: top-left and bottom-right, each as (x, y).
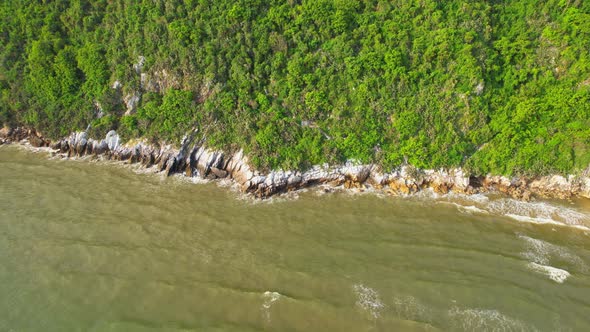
top-left (1, 0), bottom-right (589, 175)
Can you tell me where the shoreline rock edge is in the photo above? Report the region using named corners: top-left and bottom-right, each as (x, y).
top-left (2, 127), bottom-right (589, 200)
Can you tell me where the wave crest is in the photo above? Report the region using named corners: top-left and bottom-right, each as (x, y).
top-left (448, 307), bottom-right (539, 332)
top-left (353, 284), bottom-right (385, 319)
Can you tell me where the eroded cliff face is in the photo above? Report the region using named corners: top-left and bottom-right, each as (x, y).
top-left (2, 126), bottom-right (590, 200)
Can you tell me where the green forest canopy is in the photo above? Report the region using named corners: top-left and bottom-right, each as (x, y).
top-left (1, 0), bottom-right (589, 175)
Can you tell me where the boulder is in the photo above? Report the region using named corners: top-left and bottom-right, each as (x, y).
top-left (450, 168), bottom-right (470, 191)
top-left (76, 138), bottom-right (88, 156)
top-left (94, 140), bottom-right (108, 155)
top-left (432, 182), bottom-right (450, 194)
top-left (185, 164), bottom-right (194, 177)
top-left (50, 141), bottom-right (62, 150)
top-left (343, 164), bottom-right (371, 184)
top-left (117, 148), bottom-right (132, 161)
top-left (128, 146), bottom-right (141, 163)
top-left (580, 177), bottom-right (590, 199)
top-left (165, 157), bottom-right (177, 176)
top-left (85, 139), bottom-right (95, 154)
top-left (0, 126), bottom-right (11, 138)
top-left (287, 175), bottom-right (302, 189)
top-left (158, 154), bottom-right (171, 172)
top-left (105, 130), bottom-right (120, 151)
top-left (29, 135), bottom-right (45, 147)
top-left (142, 151), bottom-right (155, 167)
top-left (210, 167), bottom-right (228, 178)
top-left (60, 141), bottom-right (69, 153)
top-left (528, 175), bottom-right (574, 199)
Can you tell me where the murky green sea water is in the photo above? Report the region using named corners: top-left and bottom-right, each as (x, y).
top-left (1, 145), bottom-right (590, 332)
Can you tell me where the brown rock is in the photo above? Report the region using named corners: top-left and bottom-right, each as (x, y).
top-left (60, 141), bottom-right (69, 153)
top-left (50, 141), bottom-right (62, 150)
top-left (147, 153), bottom-right (155, 166)
top-left (29, 135), bottom-right (44, 147)
top-left (210, 167), bottom-right (228, 178)
top-left (432, 182), bottom-right (450, 194)
top-left (165, 157), bottom-right (177, 176)
top-left (0, 126), bottom-right (11, 138)
top-left (388, 180), bottom-right (411, 195)
top-left (94, 141), bottom-right (108, 155)
top-left (158, 154), bottom-right (170, 172)
top-left (118, 149), bottom-right (132, 161)
top-left (75, 140), bottom-right (87, 156)
top-left (185, 164), bottom-right (194, 177)
top-left (86, 140), bottom-right (94, 154)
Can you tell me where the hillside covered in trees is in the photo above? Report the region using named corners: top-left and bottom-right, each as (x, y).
top-left (1, 0), bottom-right (589, 175)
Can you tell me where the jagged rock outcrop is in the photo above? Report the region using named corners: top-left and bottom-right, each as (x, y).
top-left (123, 92), bottom-right (141, 115)
top-left (580, 177), bottom-right (590, 199)
top-left (2, 126), bottom-right (590, 201)
top-left (120, 56), bottom-right (181, 115)
top-left (0, 127), bottom-right (49, 147)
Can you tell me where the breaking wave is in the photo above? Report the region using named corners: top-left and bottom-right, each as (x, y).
top-left (518, 235), bottom-right (586, 268)
top-left (488, 199), bottom-right (590, 231)
top-left (391, 295), bottom-right (432, 324)
top-left (261, 291), bottom-right (281, 323)
top-left (386, 293), bottom-right (540, 332)
top-left (448, 307), bottom-right (539, 332)
top-left (518, 235), bottom-right (587, 283)
top-left (433, 192), bottom-right (590, 232)
top-left (447, 202), bottom-right (489, 215)
top-left (353, 284), bottom-right (385, 319)
top-left (526, 262), bottom-right (571, 283)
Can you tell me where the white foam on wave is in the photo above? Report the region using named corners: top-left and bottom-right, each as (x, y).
top-left (460, 204), bottom-right (489, 214)
top-left (506, 214), bottom-right (564, 226)
top-left (185, 175), bottom-right (211, 184)
top-left (132, 166), bottom-right (164, 176)
top-left (392, 295), bottom-right (431, 323)
top-left (432, 191), bottom-right (590, 231)
top-left (519, 235), bottom-right (553, 265)
top-left (489, 199), bottom-right (590, 231)
top-left (445, 192), bottom-right (491, 204)
top-left (437, 193), bottom-right (590, 232)
top-left (13, 142), bottom-right (55, 154)
top-left (261, 291), bottom-right (281, 323)
top-left (411, 188), bottom-right (441, 200)
top-left (411, 191), bottom-right (590, 236)
top-left (345, 185), bottom-right (388, 198)
top-left (518, 235), bottom-right (587, 281)
top-left (353, 284), bottom-right (385, 319)
top-left (527, 262), bottom-right (571, 283)
top-left (448, 307), bottom-right (539, 332)
top-left (234, 188), bottom-right (303, 205)
top-left (215, 178), bottom-right (234, 188)
top-left (519, 235), bottom-right (587, 269)
top-left (445, 202), bottom-right (489, 215)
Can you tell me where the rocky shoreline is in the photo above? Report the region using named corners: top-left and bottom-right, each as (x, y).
top-left (2, 126), bottom-right (590, 200)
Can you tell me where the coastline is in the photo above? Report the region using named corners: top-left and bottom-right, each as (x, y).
top-left (2, 126), bottom-right (590, 201)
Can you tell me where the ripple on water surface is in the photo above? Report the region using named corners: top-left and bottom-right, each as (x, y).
top-left (1, 146), bottom-right (590, 331)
